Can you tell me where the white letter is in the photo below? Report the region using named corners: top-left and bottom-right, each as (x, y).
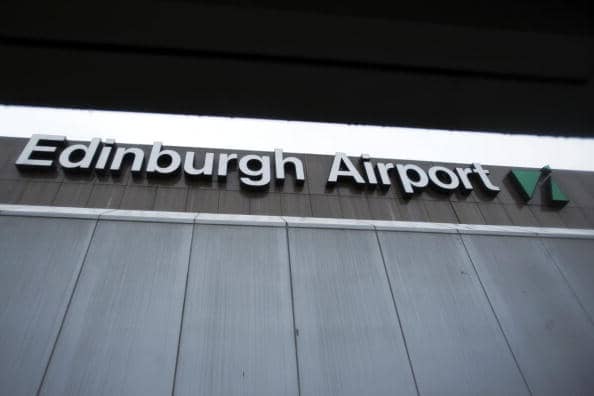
top-left (455, 167), bottom-right (474, 192)
top-left (146, 142), bottom-right (181, 175)
top-left (428, 166), bottom-right (460, 191)
top-left (95, 139), bottom-right (115, 170)
top-left (239, 154), bottom-right (271, 189)
top-left (217, 153), bottom-right (238, 180)
top-left (58, 138), bottom-right (101, 170)
top-left (184, 151), bottom-right (214, 177)
top-left (327, 152), bottom-right (365, 185)
top-left (274, 149), bottom-right (304, 184)
top-left (472, 163), bottom-right (500, 193)
top-left (376, 162), bottom-right (394, 188)
top-left (361, 154), bottom-right (377, 185)
top-left (110, 147), bottom-right (145, 174)
top-left (396, 163), bottom-right (429, 196)
top-left (16, 134), bottom-right (65, 167)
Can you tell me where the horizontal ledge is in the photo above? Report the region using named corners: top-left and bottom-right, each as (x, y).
top-left (0, 204), bottom-right (112, 219)
top-left (100, 210), bottom-right (197, 223)
top-left (0, 204), bottom-right (593, 238)
top-left (283, 216), bottom-right (374, 230)
top-left (196, 213), bottom-right (285, 227)
top-left (373, 220), bottom-right (459, 233)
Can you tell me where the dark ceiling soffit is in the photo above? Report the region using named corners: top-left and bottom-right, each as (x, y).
top-left (0, 39), bottom-right (591, 138)
top-left (0, 36), bottom-right (585, 86)
top-left (0, 3), bottom-right (591, 137)
top-left (0, 3), bottom-right (590, 81)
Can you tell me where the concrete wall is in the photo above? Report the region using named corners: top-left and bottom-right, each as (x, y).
top-left (1, 208), bottom-right (593, 395)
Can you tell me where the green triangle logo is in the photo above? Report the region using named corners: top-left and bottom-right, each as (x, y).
top-left (509, 166), bottom-right (568, 207)
top-left (549, 179), bottom-right (569, 206)
top-left (510, 169), bottom-right (540, 201)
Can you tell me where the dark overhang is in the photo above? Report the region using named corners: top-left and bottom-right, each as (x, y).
top-left (0, 1), bottom-right (592, 136)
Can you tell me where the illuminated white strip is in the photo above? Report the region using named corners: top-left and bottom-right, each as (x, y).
top-left (1, 104), bottom-right (594, 171)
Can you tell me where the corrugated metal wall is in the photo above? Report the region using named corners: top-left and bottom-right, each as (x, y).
top-left (1, 213), bottom-right (594, 395)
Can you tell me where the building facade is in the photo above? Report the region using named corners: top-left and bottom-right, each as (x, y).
top-left (1, 1), bottom-right (593, 393)
top-left (1, 135), bottom-right (594, 395)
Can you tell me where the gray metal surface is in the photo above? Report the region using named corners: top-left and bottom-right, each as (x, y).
top-left (219, 190), bottom-right (250, 214)
top-left (378, 231), bottom-right (529, 395)
top-left (478, 203), bottom-right (512, 225)
top-left (174, 224), bottom-right (298, 396)
top-left (451, 201), bottom-right (485, 224)
top-left (542, 238), bottom-right (594, 322)
top-left (339, 195), bottom-right (372, 219)
top-left (397, 198), bottom-right (431, 222)
top-left (19, 181), bottom-right (60, 205)
top-left (39, 220), bottom-right (193, 396)
top-left (153, 187), bottom-right (187, 212)
top-left (502, 203), bottom-right (539, 226)
top-left (119, 185), bottom-right (157, 210)
top-left (558, 207), bottom-right (593, 228)
top-left (87, 184), bottom-right (125, 208)
top-left (462, 235), bottom-right (594, 395)
top-left (2, 207), bottom-right (594, 395)
top-left (367, 197), bottom-right (402, 220)
top-left (186, 188), bottom-right (219, 212)
top-left (53, 183), bottom-right (94, 207)
top-left (280, 193), bottom-right (312, 217)
top-left (310, 195), bottom-right (342, 218)
top-left (0, 216), bottom-right (95, 396)
top-left (288, 228), bottom-right (417, 396)
top-left (422, 200), bottom-right (458, 223)
top-left (0, 179), bottom-right (25, 204)
top-left (249, 192), bottom-right (282, 215)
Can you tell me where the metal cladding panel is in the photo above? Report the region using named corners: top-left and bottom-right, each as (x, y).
top-left (378, 231), bottom-right (528, 395)
top-left (86, 184), bottom-right (125, 209)
top-left (288, 228), bottom-right (417, 396)
top-left (119, 185), bottom-right (157, 210)
top-left (174, 224), bottom-right (298, 396)
top-left (53, 183), bottom-right (94, 207)
top-left (154, 187), bottom-right (188, 212)
top-left (280, 193), bottom-right (312, 217)
top-left (451, 201), bottom-right (486, 224)
top-left (542, 238), bottom-right (594, 321)
top-left (39, 220), bottom-right (192, 396)
top-left (0, 216), bottom-right (95, 396)
top-left (18, 181), bottom-right (60, 205)
top-left (462, 235), bottom-right (594, 395)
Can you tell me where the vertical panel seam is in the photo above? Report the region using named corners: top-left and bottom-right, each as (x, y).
top-left (148, 186), bottom-right (158, 211)
top-left (35, 217), bottom-right (100, 396)
top-left (476, 201), bottom-right (488, 224)
top-left (373, 226), bottom-right (421, 396)
top-left (450, 200), bottom-right (462, 224)
top-left (181, 186), bottom-right (190, 213)
top-left (538, 238), bottom-right (594, 328)
top-left (306, 194), bottom-right (314, 217)
top-left (83, 181), bottom-right (94, 207)
top-left (171, 222), bottom-right (196, 396)
top-left (457, 233), bottom-right (534, 396)
top-left (14, 179), bottom-right (28, 203)
top-left (284, 221), bottom-right (302, 396)
top-left (119, 184), bottom-right (129, 209)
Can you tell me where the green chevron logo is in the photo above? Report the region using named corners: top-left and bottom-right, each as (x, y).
top-left (510, 166), bottom-right (568, 207)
